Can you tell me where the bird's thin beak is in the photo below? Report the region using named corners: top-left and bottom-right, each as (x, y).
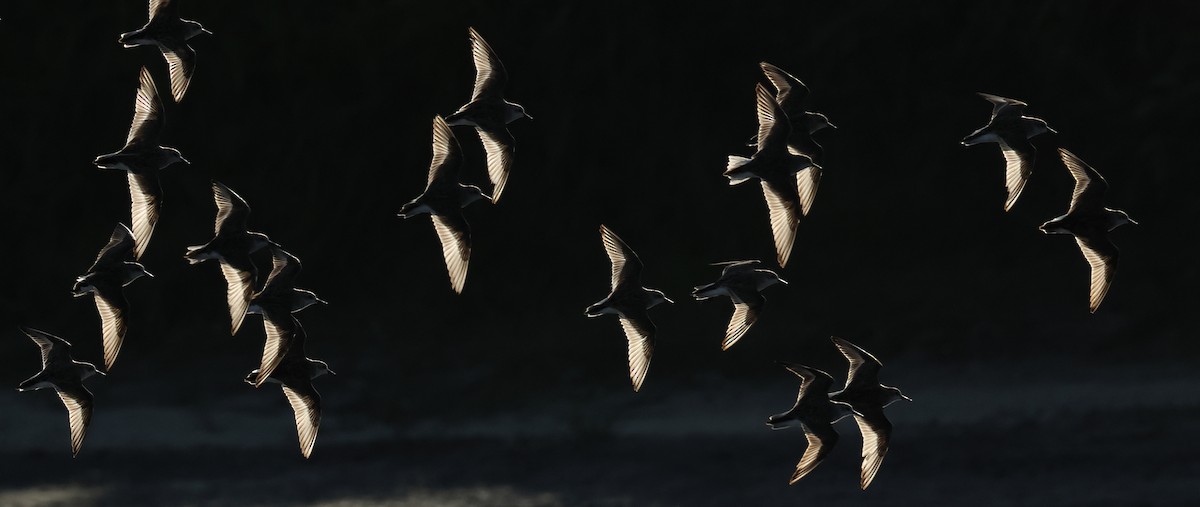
top-left (328, 370), bottom-right (337, 376)
top-left (524, 112), bottom-right (533, 120)
top-left (202, 28), bottom-right (213, 35)
top-left (145, 270), bottom-right (156, 278)
top-left (316, 298), bottom-right (329, 305)
top-left (902, 394), bottom-right (913, 402)
top-left (1129, 218), bottom-right (1140, 226)
top-left (778, 278), bottom-right (789, 285)
top-left (664, 296), bottom-right (675, 304)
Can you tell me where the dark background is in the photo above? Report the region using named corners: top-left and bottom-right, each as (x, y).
top-left (0, 1), bottom-right (1197, 505)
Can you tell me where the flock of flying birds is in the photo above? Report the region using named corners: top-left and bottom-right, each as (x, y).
top-left (12, 0), bottom-right (1139, 492)
top-left (17, 1), bottom-right (333, 460)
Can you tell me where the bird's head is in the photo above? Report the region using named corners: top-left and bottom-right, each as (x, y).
top-left (184, 19), bottom-right (212, 38)
top-left (506, 102), bottom-right (532, 122)
top-left (1108, 209), bottom-right (1138, 230)
top-left (648, 289), bottom-right (673, 308)
top-left (124, 262), bottom-right (154, 283)
top-left (883, 385), bottom-right (913, 407)
top-left (162, 146), bottom-right (190, 167)
top-left (798, 154), bottom-right (821, 171)
top-left (247, 233), bottom-right (275, 253)
top-left (83, 362), bottom-right (106, 379)
top-left (1033, 118), bottom-right (1057, 137)
top-left (464, 184), bottom-right (492, 205)
top-left (313, 359), bottom-right (336, 379)
top-left (293, 289), bottom-right (328, 312)
top-left (801, 111), bottom-right (836, 133)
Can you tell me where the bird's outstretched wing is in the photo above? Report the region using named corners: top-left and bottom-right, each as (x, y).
top-left (600, 225), bottom-right (643, 290)
top-left (124, 67), bottom-right (163, 148)
top-left (618, 313), bottom-right (655, 392)
top-left (468, 27), bottom-right (509, 101)
top-left (1075, 235), bottom-right (1119, 313)
top-left (1059, 148), bottom-right (1109, 215)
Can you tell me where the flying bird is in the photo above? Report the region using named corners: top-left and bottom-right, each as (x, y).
top-left (247, 245), bottom-right (326, 386)
top-left (248, 245), bottom-right (325, 317)
top-left (758, 62), bottom-right (835, 154)
top-left (185, 181), bottom-right (275, 334)
top-left (726, 84), bottom-right (821, 267)
top-left (398, 116), bottom-right (491, 294)
top-left (585, 225), bottom-right (673, 392)
top-left (961, 93), bottom-right (1056, 211)
top-left (828, 337), bottom-right (912, 490)
top-left (72, 223), bottom-right (154, 371)
top-left (244, 316), bottom-right (334, 459)
top-left (692, 260), bottom-right (787, 350)
top-left (767, 362), bottom-right (858, 485)
top-left (16, 327), bottom-right (106, 457)
top-left (756, 62), bottom-right (836, 216)
top-left (445, 27), bottom-right (532, 203)
top-left (118, 0), bottom-right (210, 102)
top-left (757, 63), bottom-right (837, 136)
top-left (1039, 149), bottom-right (1137, 313)
top-left (94, 67), bottom-right (189, 259)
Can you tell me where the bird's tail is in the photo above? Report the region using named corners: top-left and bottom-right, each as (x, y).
top-left (765, 413), bottom-right (796, 430)
top-left (584, 300), bottom-right (608, 318)
top-left (960, 128), bottom-right (989, 146)
top-left (724, 155), bottom-right (754, 185)
top-left (692, 283), bottom-right (720, 300)
top-left (16, 373), bottom-right (46, 392)
top-left (397, 201), bottom-right (420, 219)
top-left (184, 245), bottom-right (210, 265)
top-left (93, 152), bottom-right (126, 170)
top-left (444, 111), bottom-right (472, 127)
